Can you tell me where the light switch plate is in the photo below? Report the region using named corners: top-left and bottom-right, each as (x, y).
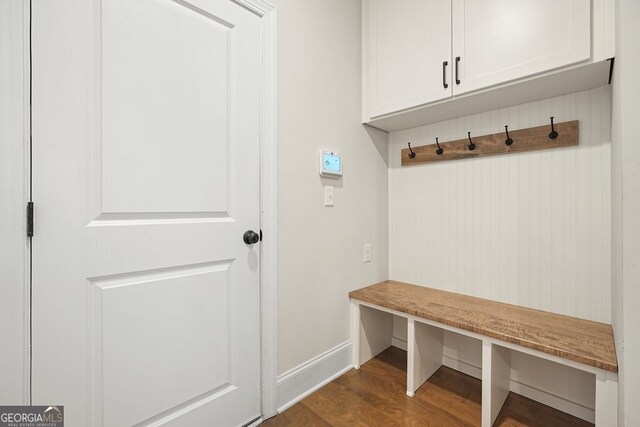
top-left (324, 186), bottom-right (334, 206)
top-left (363, 244), bottom-right (372, 263)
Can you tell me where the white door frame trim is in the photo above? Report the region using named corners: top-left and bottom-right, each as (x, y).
top-left (0, 0), bottom-right (31, 406)
top-left (2, 0), bottom-right (279, 418)
top-left (244, 0), bottom-right (279, 419)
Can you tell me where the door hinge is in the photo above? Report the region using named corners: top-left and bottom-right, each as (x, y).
top-left (260, 229), bottom-right (263, 241)
top-left (27, 202), bottom-right (34, 237)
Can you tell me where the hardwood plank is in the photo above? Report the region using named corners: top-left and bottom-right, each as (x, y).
top-left (356, 349), bottom-right (480, 425)
top-left (373, 344), bottom-right (407, 371)
top-left (401, 120), bottom-right (579, 165)
top-left (337, 360), bottom-right (476, 426)
top-left (349, 281), bottom-right (617, 372)
top-left (495, 394), bottom-right (593, 427)
top-left (264, 347), bottom-right (592, 427)
top-left (261, 412), bottom-right (291, 426)
top-left (429, 365), bottom-right (482, 405)
top-left (300, 381), bottom-right (399, 426)
top-left (262, 403), bottom-right (331, 427)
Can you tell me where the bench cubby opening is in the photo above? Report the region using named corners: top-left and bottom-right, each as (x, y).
top-left (505, 345), bottom-right (596, 422)
top-left (351, 302), bottom-right (394, 368)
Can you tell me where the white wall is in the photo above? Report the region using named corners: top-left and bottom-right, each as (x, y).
top-left (388, 87), bottom-right (612, 422)
top-left (273, 2), bottom-right (634, 422)
top-left (274, 0), bottom-right (389, 376)
top-left (0, 1), bottom-right (28, 405)
top-left (611, 0), bottom-right (640, 425)
top-left (389, 87), bottom-right (612, 323)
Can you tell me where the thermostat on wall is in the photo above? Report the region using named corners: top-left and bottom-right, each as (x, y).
top-left (319, 151), bottom-right (342, 178)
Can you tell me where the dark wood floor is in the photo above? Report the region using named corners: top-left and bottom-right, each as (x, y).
top-left (262, 346), bottom-right (593, 427)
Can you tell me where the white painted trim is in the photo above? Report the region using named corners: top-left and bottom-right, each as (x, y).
top-left (350, 300), bottom-right (361, 368)
top-left (256, 0), bottom-right (278, 420)
top-left (407, 320), bottom-right (443, 398)
top-left (0, 0), bottom-right (30, 405)
top-left (243, 417), bottom-right (263, 427)
top-left (442, 354), bottom-right (481, 379)
top-left (21, 0), bottom-right (31, 405)
top-left (391, 336), bottom-right (407, 351)
top-left (233, 0), bottom-right (274, 16)
top-left (22, 0), bottom-right (31, 404)
top-left (361, 0), bottom-right (369, 123)
top-left (276, 341), bottom-right (353, 413)
top-left (595, 370), bottom-right (618, 426)
top-left (482, 341), bottom-right (511, 427)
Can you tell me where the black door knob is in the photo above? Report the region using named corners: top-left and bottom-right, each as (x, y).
top-left (243, 230), bottom-right (260, 245)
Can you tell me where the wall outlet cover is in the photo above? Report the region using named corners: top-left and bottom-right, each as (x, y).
top-left (364, 244), bottom-right (372, 263)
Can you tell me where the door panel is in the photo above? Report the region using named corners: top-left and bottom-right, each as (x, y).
top-left (32, 0), bottom-right (262, 426)
top-left (101, 0), bottom-right (234, 214)
top-left (96, 261), bottom-right (232, 426)
top-left (452, 0), bottom-right (591, 95)
top-left (366, 0), bottom-right (452, 118)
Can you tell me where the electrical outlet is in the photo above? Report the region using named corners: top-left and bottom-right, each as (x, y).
top-left (363, 244), bottom-right (372, 263)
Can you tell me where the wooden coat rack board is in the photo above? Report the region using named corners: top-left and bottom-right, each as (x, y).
top-left (401, 120), bottom-right (579, 166)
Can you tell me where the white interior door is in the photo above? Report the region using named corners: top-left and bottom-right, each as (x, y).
top-left (32, 0), bottom-right (263, 426)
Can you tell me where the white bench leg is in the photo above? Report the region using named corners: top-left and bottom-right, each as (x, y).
top-left (351, 300), bottom-right (361, 369)
top-left (352, 302), bottom-right (393, 369)
top-left (482, 341), bottom-right (511, 427)
top-left (406, 319), bottom-right (443, 397)
top-left (595, 371), bottom-right (618, 426)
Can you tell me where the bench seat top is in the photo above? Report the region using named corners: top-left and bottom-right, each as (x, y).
top-left (349, 280), bottom-right (617, 373)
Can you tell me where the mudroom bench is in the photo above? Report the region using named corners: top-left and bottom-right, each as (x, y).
top-left (349, 281), bottom-right (618, 427)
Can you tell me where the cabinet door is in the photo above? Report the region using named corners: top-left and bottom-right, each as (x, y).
top-left (452, 0), bottom-right (591, 95)
top-left (365, 0), bottom-right (452, 118)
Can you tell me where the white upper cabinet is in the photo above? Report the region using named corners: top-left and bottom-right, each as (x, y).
top-left (363, 0), bottom-right (614, 131)
top-left (365, 0), bottom-right (452, 118)
top-left (452, 0), bottom-right (590, 95)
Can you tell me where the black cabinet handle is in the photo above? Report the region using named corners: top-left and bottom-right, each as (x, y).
top-left (455, 56), bottom-right (461, 85)
top-left (442, 61), bottom-right (449, 89)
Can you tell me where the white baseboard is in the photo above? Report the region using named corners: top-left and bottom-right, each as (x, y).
top-left (508, 379), bottom-right (594, 423)
top-left (241, 417), bottom-right (262, 427)
top-left (442, 354), bottom-right (482, 380)
top-left (276, 340), bottom-right (352, 413)
top-left (391, 336), bottom-right (407, 351)
top-left (390, 340), bottom-right (594, 423)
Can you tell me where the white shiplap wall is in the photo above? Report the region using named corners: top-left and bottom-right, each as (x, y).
top-left (389, 86), bottom-right (612, 323)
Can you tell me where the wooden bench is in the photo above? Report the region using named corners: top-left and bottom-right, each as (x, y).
top-left (349, 281), bottom-right (618, 427)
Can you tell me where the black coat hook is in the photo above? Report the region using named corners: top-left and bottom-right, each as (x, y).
top-left (549, 116), bottom-right (558, 140)
top-left (435, 137), bottom-right (444, 156)
top-left (407, 142), bottom-right (416, 159)
top-left (467, 132), bottom-right (476, 151)
top-left (504, 125), bottom-right (513, 146)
